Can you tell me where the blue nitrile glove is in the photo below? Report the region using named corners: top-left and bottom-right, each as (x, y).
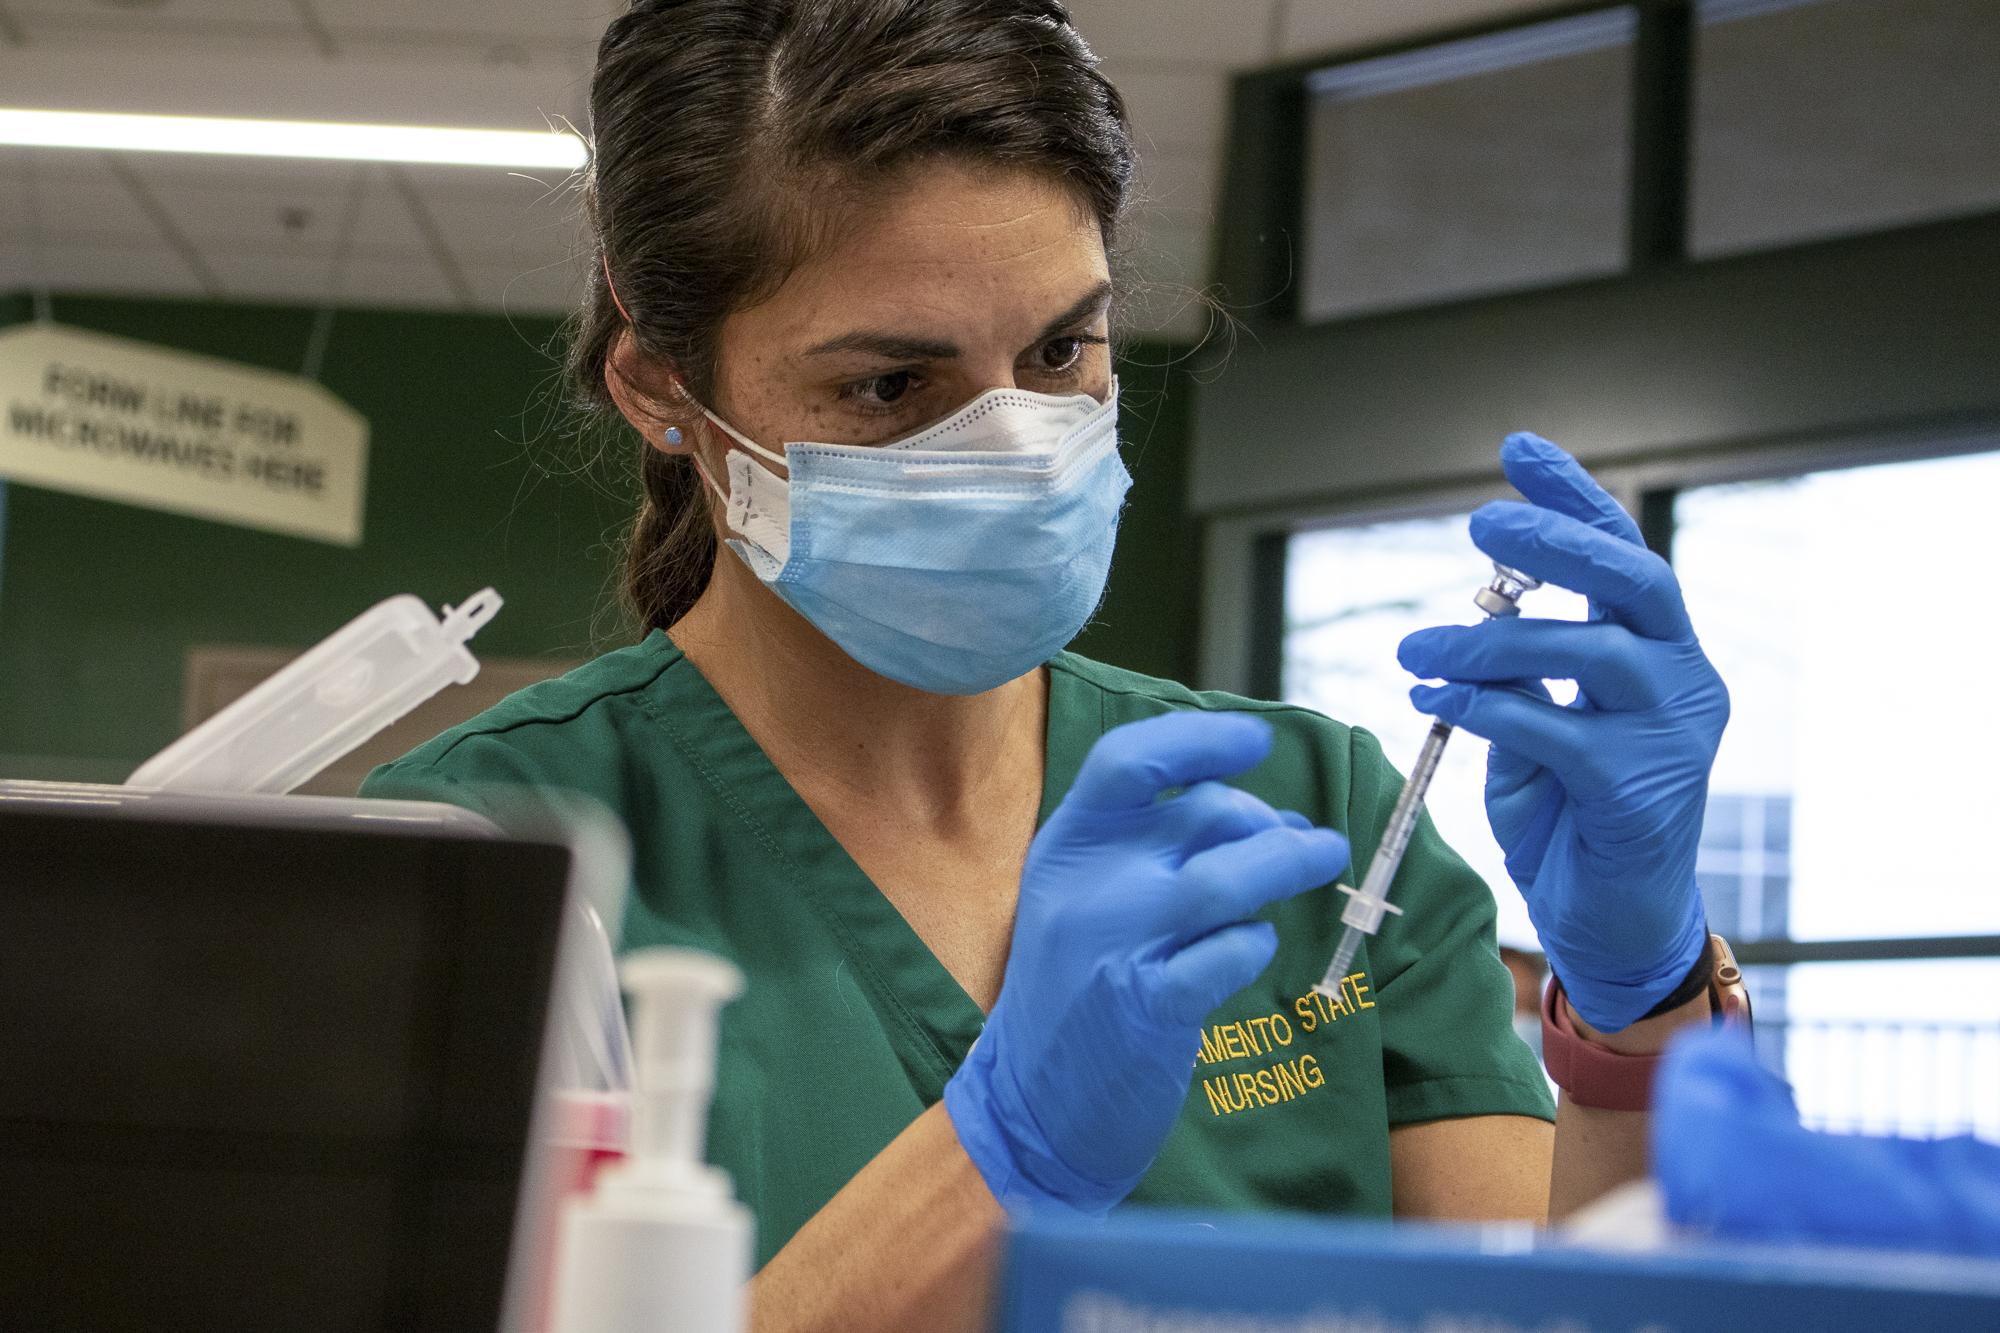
top-left (1655, 1027), bottom-right (2000, 1255)
top-left (1397, 432), bottom-right (1724, 1033)
top-left (943, 711), bottom-right (1349, 1217)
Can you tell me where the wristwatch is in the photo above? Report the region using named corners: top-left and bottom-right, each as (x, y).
top-left (1539, 934), bottom-right (1752, 1113)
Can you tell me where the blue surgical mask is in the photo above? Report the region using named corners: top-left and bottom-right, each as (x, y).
top-left (690, 381), bottom-right (1129, 695)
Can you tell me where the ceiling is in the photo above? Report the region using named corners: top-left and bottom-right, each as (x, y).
top-left (0, 0), bottom-right (1547, 338)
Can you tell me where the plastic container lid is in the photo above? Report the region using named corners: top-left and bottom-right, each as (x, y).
top-left (126, 588), bottom-right (501, 795)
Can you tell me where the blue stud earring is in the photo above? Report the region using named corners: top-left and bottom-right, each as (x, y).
top-left (664, 427), bottom-right (683, 446)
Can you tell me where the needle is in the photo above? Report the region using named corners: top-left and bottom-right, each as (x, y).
top-left (1312, 563), bottom-right (1541, 996)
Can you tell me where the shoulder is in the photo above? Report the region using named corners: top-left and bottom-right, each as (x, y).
top-left (1050, 652), bottom-right (1381, 758)
top-left (1048, 653), bottom-right (1401, 819)
top-left (363, 632), bottom-right (686, 793)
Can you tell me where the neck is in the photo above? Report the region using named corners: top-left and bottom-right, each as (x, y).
top-left (666, 550), bottom-right (1048, 829)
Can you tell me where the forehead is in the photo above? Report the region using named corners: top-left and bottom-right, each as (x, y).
top-left (750, 162), bottom-right (1111, 345)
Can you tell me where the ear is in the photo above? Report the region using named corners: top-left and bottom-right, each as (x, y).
top-left (605, 329), bottom-right (697, 455)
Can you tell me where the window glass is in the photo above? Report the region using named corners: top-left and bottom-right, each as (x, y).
top-left (1288, 457), bottom-right (2000, 1125)
top-left (1675, 446), bottom-right (2000, 1125)
top-left (1779, 960), bottom-right (2000, 1136)
top-left (1301, 9), bottom-right (1634, 322)
top-left (1675, 448), bottom-right (2000, 944)
top-left (1283, 515), bottom-right (1588, 948)
top-left (1691, 0), bottom-right (2000, 257)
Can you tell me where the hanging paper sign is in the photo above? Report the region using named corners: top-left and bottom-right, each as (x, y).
top-left (0, 323), bottom-right (368, 546)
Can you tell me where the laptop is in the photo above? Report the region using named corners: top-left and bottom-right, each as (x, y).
top-left (0, 780), bottom-right (576, 1333)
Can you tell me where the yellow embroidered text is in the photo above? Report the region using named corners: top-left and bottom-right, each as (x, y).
top-left (1196, 1012), bottom-right (1294, 1065)
top-left (1202, 1054), bottom-right (1324, 1115)
top-left (1191, 973), bottom-right (1375, 1116)
top-left (1292, 973), bottom-right (1372, 1032)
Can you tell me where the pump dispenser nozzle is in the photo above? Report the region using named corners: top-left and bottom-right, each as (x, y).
top-left (623, 949), bottom-right (740, 1188)
top-left (550, 948), bottom-right (753, 1333)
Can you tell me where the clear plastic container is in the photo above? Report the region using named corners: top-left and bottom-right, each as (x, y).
top-left (126, 588), bottom-right (502, 795)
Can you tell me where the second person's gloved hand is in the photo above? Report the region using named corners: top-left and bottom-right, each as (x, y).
top-left (1397, 433), bottom-right (1726, 1033)
top-left (943, 711), bottom-right (1350, 1217)
top-left (1655, 1028), bottom-right (2000, 1255)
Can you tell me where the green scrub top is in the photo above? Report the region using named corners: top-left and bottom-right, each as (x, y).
top-left (361, 635), bottom-right (1553, 1268)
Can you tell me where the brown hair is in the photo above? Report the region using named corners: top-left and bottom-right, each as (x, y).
top-left (572, 0), bottom-right (1137, 635)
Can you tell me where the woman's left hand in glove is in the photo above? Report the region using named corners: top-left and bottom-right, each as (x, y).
top-left (1396, 432), bottom-right (1728, 1033)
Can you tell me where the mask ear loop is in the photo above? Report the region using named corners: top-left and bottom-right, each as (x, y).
top-left (697, 407), bottom-right (788, 471)
top-left (689, 451), bottom-right (728, 506)
top-left (603, 253), bottom-right (633, 323)
top-left (605, 252), bottom-right (787, 487)
top-left (605, 250), bottom-right (683, 449)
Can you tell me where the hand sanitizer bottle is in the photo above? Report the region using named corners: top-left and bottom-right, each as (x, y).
top-left (551, 948), bottom-right (751, 1333)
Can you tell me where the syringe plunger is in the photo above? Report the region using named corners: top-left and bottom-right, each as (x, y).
top-left (1309, 560), bottom-right (1543, 995)
top-left (1321, 926), bottom-right (1365, 993)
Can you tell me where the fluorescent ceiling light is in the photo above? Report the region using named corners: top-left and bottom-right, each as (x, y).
top-left (0, 108), bottom-right (586, 168)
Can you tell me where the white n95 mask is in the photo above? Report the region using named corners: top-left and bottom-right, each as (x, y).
top-left (690, 381), bottom-right (1130, 695)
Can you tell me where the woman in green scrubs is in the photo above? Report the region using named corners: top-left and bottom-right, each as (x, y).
top-left (365, 3), bottom-right (1731, 1329)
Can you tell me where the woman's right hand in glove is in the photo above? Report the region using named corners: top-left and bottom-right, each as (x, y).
top-left (942, 711), bottom-right (1350, 1217)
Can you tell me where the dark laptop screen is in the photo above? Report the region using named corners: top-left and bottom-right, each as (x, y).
top-left (0, 807), bottom-right (570, 1333)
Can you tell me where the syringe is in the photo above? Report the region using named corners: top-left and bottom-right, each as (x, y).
top-left (1312, 562), bottom-right (1542, 997)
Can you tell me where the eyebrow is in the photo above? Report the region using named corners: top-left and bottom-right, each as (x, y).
top-left (1033, 280), bottom-right (1115, 346)
top-left (801, 279), bottom-right (1115, 363)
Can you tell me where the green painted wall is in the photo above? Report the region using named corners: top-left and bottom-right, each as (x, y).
top-left (1069, 343), bottom-right (1200, 684)
top-left (1201, 45), bottom-right (2000, 520)
top-left (1193, 210), bottom-right (2000, 518)
top-left (0, 293), bottom-right (626, 777)
top-left (0, 292), bottom-right (1200, 777)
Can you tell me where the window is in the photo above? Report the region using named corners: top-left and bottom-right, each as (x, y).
top-left (1691, 0), bottom-right (2000, 257)
top-left (1283, 0), bottom-right (2000, 323)
top-left (1674, 449), bottom-right (2000, 946)
top-left (1301, 9), bottom-right (1635, 321)
top-left (1776, 964), bottom-right (2000, 1136)
top-left (1674, 446), bottom-right (2000, 1133)
top-left (1279, 447), bottom-right (2000, 1135)
top-left (1283, 514), bottom-right (1587, 947)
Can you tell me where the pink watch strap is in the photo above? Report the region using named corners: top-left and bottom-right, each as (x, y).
top-left (1539, 979), bottom-right (1658, 1112)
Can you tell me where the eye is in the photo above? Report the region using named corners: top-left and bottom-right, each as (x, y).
top-left (1037, 336), bottom-right (1088, 373)
top-left (847, 371), bottom-right (915, 406)
top-left (1031, 333), bottom-right (1108, 376)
